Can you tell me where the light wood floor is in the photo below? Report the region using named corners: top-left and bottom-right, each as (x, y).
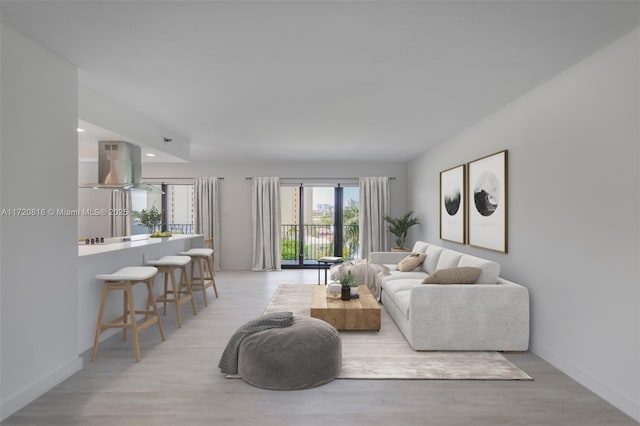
top-left (2, 270), bottom-right (637, 426)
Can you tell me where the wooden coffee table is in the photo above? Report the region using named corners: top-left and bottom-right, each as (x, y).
top-left (310, 285), bottom-right (381, 331)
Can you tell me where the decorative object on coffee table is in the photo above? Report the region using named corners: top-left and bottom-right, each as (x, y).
top-left (384, 211), bottom-right (420, 251)
top-left (327, 282), bottom-right (342, 298)
top-left (440, 164), bottom-right (466, 244)
top-left (340, 287), bottom-right (350, 301)
top-left (349, 285), bottom-right (359, 298)
top-left (339, 270), bottom-right (357, 300)
top-left (467, 150), bottom-right (508, 252)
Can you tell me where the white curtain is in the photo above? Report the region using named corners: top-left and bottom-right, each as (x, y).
top-left (194, 177), bottom-right (221, 270)
top-left (110, 190), bottom-right (131, 237)
top-left (359, 177), bottom-right (390, 260)
top-left (252, 177), bottom-right (281, 271)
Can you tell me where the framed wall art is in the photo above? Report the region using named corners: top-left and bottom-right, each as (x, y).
top-left (467, 150), bottom-right (508, 252)
top-left (439, 164), bottom-right (466, 244)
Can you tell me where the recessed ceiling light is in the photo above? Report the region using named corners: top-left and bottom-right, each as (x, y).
top-left (77, 128), bottom-right (85, 132)
top-left (145, 153), bottom-right (156, 157)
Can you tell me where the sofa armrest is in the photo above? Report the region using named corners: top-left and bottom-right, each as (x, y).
top-left (408, 280), bottom-right (530, 351)
top-left (369, 251), bottom-right (409, 265)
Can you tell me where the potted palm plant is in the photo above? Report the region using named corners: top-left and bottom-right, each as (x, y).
top-left (384, 211), bottom-right (420, 252)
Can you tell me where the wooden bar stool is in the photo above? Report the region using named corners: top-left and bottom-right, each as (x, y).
top-left (92, 266), bottom-right (166, 362)
top-left (145, 255), bottom-right (198, 328)
top-left (179, 248), bottom-right (218, 306)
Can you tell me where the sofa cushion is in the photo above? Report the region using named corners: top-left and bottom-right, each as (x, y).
top-left (383, 279), bottom-right (422, 296)
top-left (382, 271), bottom-right (428, 286)
top-left (422, 266), bottom-right (482, 284)
top-left (392, 290), bottom-right (412, 319)
top-left (397, 253), bottom-right (427, 272)
top-left (411, 241), bottom-right (429, 254)
top-left (458, 255), bottom-right (501, 284)
top-left (436, 249), bottom-right (463, 270)
top-left (422, 244), bottom-right (444, 273)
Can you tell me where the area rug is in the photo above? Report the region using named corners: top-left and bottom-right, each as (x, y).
top-left (264, 284), bottom-right (532, 381)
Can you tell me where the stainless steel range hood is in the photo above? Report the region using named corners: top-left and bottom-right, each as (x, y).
top-left (80, 141), bottom-right (161, 192)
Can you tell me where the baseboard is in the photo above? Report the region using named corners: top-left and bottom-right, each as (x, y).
top-left (0, 356), bottom-right (83, 421)
top-left (531, 343), bottom-right (639, 422)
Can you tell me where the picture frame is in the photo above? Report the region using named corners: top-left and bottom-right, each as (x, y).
top-left (467, 150), bottom-right (508, 253)
top-left (439, 164), bottom-right (466, 244)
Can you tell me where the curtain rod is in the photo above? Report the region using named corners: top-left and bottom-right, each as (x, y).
top-left (143, 177), bottom-right (224, 180)
top-left (244, 177), bottom-right (396, 180)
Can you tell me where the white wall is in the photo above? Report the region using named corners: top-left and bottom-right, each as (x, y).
top-left (142, 160), bottom-right (409, 270)
top-left (0, 24), bottom-right (82, 420)
top-left (408, 29), bottom-right (639, 421)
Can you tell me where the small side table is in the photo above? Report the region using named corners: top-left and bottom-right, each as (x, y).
top-left (317, 256), bottom-right (343, 285)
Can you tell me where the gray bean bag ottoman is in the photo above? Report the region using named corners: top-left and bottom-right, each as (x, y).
top-left (238, 316), bottom-right (342, 390)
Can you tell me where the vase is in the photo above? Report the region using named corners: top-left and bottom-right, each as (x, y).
top-left (341, 287), bottom-right (351, 301)
top-left (350, 286), bottom-right (359, 296)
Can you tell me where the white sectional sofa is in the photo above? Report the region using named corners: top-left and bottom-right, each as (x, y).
top-left (370, 242), bottom-right (530, 351)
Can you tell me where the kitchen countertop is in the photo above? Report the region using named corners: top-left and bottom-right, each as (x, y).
top-left (78, 234), bottom-right (203, 256)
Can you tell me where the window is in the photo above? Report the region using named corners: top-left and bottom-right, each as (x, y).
top-left (165, 185), bottom-right (194, 234)
top-left (281, 184), bottom-right (359, 267)
top-left (131, 184), bottom-right (194, 235)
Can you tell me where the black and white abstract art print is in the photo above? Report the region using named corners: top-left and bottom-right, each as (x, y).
top-left (440, 164), bottom-right (466, 244)
top-left (467, 150), bottom-right (508, 252)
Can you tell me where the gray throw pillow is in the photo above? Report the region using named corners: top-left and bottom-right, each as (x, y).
top-left (397, 252), bottom-right (427, 272)
top-left (422, 266), bottom-right (482, 285)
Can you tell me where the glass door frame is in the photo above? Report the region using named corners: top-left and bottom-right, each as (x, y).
top-left (282, 184), bottom-right (350, 269)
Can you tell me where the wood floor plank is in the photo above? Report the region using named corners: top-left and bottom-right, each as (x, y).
top-left (2, 270), bottom-right (636, 426)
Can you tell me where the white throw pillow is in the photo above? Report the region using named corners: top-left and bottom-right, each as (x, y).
top-left (458, 255), bottom-right (501, 284)
top-left (411, 241), bottom-right (429, 254)
top-left (422, 245), bottom-right (444, 273)
top-left (436, 249), bottom-right (463, 270)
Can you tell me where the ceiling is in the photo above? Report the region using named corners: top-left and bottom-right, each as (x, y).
top-left (77, 120), bottom-right (186, 163)
top-left (2, 1), bottom-right (638, 162)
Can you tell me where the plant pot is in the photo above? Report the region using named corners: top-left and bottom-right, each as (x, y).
top-left (391, 247), bottom-right (411, 252)
top-left (350, 286), bottom-right (359, 297)
top-left (341, 287), bottom-right (351, 301)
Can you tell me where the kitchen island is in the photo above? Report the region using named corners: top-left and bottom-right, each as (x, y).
top-left (78, 234), bottom-right (205, 353)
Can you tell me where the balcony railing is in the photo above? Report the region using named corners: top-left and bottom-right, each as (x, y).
top-left (165, 223), bottom-right (194, 234)
top-left (281, 223), bottom-right (359, 262)
top-left (132, 223), bottom-right (194, 235)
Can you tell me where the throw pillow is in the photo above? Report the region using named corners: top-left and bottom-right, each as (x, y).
top-left (411, 241), bottom-right (429, 254)
top-left (397, 252), bottom-right (427, 272)
top-left (422, 266), bottom-right (482, 285)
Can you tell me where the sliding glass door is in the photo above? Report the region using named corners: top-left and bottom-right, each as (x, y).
top-left (281, 184), bottom-right (359, 267)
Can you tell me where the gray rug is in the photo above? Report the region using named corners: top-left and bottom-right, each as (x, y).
top-left (265, 284), bottom-right (532, 381)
